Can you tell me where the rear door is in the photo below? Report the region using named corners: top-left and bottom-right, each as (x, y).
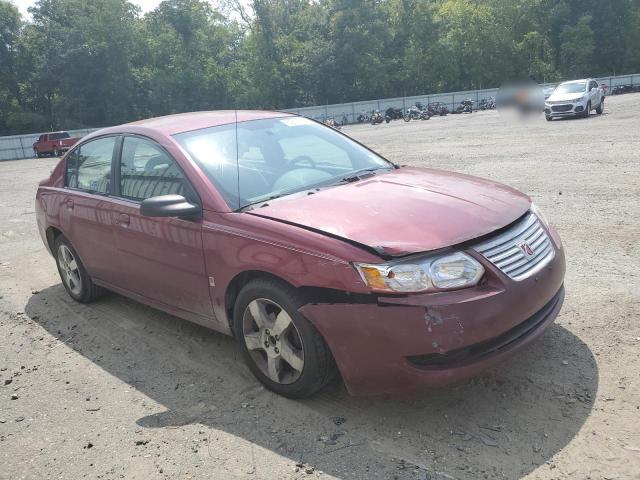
top-left (60, 136), bottom-right (122, 285)
top-left (109, 135), bottom-right (212, 318)
top-left (589, 80), bottom-right (600, 105)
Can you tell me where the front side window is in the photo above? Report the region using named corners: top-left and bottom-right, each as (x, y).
top-left (119, 136), bottom-right (195, 202)
top-left (174, 117), bottom-right (392, 209)
top-left (66, 137), bottom-right (115, 194)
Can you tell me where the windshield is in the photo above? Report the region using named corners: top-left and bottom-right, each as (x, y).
top-left (50, 132), bottom-right (70, 140)
top-left (174, 116), bottom-right (392, 209)
top-left (555, 82), bottom-right (586, 95)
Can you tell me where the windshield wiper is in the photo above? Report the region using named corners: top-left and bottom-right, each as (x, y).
top-left (238, 193), bottom-right (288, 212)
top-left (338, 167), bottom-right (391, 184)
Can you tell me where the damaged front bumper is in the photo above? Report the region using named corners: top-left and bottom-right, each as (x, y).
top-left (299, 240), bottom-right (566, 396)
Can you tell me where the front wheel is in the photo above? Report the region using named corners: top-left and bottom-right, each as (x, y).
top-left (596, 99), bottom-right (604, 114)
top-left (234, 278), bottom-right (336, 398)
top-left (583, 101), bottom-right (591, 118)
top-left (54, 235), bottom-right (104, 303)
top-left (545, 115), bottom-right (553, 121)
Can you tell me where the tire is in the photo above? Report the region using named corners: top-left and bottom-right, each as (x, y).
top-left (53, 147), bottom-right (60, 157)
top-left (404, 115), bottom-right (410, 122)
top-left (54, 235), bottom-right (104, 303)
top-left (233, 278), bottom-right (337, 398)
top-left (35, 151), bottom-right (41, 158)
top-left (596, 99), bottom-right (604, 114)
top-left (545, 115), bottom-right (552, 121)
top-left (583, 101), bottom-right (591, 118)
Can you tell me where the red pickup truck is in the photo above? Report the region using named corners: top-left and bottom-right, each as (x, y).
top-left (33, 131), bottom-right (79, 158)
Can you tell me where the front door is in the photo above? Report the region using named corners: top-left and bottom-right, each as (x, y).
top-left (109, 135), bottom-right (213, 319)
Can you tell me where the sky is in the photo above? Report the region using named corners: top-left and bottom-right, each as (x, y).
top-left (11, 0), bottom-right (180, 18)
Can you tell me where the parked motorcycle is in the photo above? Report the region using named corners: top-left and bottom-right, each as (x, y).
top-left (323, 118), bottom-right (342, 130)
top-left (370, 110), bottom-right (384, 125)
top-left (478, 97), bottom-right (496, 110)
top-left (428, 102), bottom-right (448, 116)
top-left (357, 111), bottom-right (370, 123)
top-left (403, 105), bottom-right (422, 121)
top-left (384, 107), bottom-right (403, 123)
top-left (455, 99), bottom-right (474, 114)
top-left (612, 84), bottom-right (634, 95)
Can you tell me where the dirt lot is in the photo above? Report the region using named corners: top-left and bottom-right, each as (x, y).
top-left (1, 94), bottom-right (639, 480)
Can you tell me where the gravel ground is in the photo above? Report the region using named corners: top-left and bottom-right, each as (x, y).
top-left (1, 94), bottom-right (639, 480)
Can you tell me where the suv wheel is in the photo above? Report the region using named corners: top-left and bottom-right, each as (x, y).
top-left (596, 98), bottom-right (604, 114)
top-left (233, 278), bottom-right (336, 398)
top-left (583, 101), bottom-right (591, 118)
top-left (54, 235), bottom-right (104, 303)
top-left (53, 147), bottom-right (60, 157)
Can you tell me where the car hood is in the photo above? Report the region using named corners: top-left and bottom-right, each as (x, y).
top-left (547, 92), bottom-right (585, 102)
top-left (250, 167), bottom-right (531, 257)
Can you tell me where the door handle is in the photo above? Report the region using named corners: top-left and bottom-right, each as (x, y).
top-left (116, 213), bottom-right (130, 226)
top-left (65, 198), bottom-right (74, 210)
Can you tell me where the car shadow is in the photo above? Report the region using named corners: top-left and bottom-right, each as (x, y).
top-left (26, 284), bottom-right (598, 479)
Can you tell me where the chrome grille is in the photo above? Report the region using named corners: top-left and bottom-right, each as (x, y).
top-left (473, 213), bottom-right (554, 281)
top-left (551, 104), bottom-right (572, 112)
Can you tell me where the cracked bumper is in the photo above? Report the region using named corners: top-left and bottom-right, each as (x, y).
top-left (300, 238), bottom-right (566, 396)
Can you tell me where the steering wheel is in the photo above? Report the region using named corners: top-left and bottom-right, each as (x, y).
top-left (287, 155), bottom-right (317, 169)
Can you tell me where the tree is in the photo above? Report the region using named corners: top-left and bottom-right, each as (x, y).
top-left (2, 0), bottom-right (640, 136)
top-left (0, 1), bottom-right (27, 133)
top-left (560, 15), bottom-right (595, 78)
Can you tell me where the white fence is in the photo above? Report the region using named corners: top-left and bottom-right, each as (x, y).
top-left (0, 128), bottom-right (99, 161)
top-left (1, 73), bottom-right (638, 161)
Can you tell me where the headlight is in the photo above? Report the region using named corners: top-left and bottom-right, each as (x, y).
top-left (531, 203), bottom-right (549, 227)
top-left (354, 251), bottom-right (484, 293)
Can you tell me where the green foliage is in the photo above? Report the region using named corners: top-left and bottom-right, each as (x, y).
top-left (1, 0), bottom-right (639, 135)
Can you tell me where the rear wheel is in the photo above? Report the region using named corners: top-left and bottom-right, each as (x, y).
top-left (233, 278), bottom-right (336, 398)
top-left (53, 147), bottom-right (60, 157)
top-left (54, 235), bottom-right (104, 303)
top-left (596, 98), bottom-right (604, 114)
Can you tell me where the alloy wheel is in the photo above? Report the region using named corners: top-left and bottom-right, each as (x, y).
top-left (58, 244), bottom-right (82, 295)
top-left (242, 298), bottom-right (305, 384)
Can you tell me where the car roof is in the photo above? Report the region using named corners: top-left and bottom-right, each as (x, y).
top-left (124, 110), bottom-right (293, 136)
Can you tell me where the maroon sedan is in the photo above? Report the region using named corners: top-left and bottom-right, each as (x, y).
top-left (35, 111), bottom-right (565, 397)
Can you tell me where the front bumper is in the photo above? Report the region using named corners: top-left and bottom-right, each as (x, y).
top-left (545, 99), bottom-right (587, 117)
top-left (300, 228), bottom-right (566, 396)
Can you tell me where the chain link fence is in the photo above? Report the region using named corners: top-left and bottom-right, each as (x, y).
top-left (1, 73), bottom-right (637, 161)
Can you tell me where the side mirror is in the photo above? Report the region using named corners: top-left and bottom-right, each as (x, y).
top-left (140, 195), bottom-right (201, 219)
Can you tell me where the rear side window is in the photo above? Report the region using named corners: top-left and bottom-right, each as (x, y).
top-left (50, 132), bottom-right (70, 140)
top-left (119, 136), bottom-right (195, 202)
top-left (66, 137), bottom-right (115, 194)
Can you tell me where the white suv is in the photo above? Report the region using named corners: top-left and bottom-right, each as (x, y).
top-left (545, 79), bottom-right (604, 121)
